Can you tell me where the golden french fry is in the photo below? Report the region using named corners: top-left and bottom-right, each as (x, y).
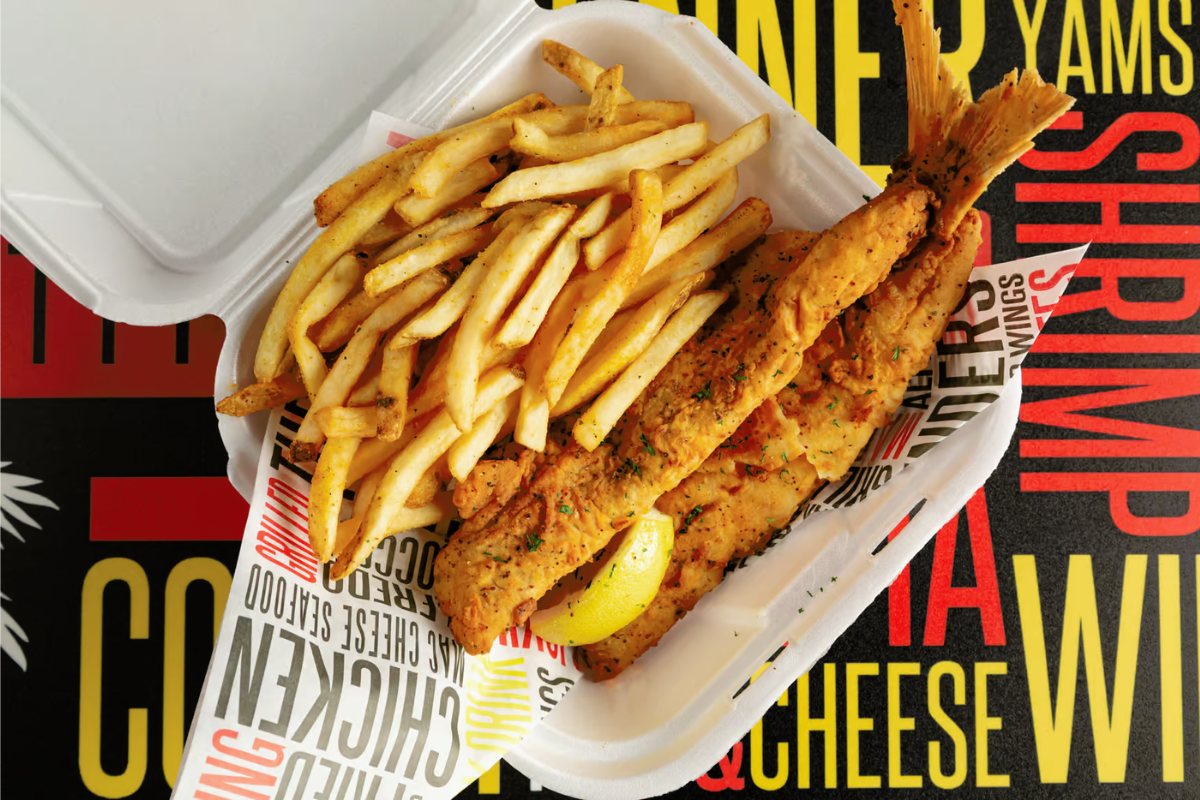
top-left (515, 283), bottom-right (581, 451)
top-left (257, 156), bottom-right (423, 382)
top-left (395, 156), bottom-right (506, 227)
top-left (333, 492), bottom-right (455, 556)
top-left (446, 205), bottom-right (574, 428)
top-left (585, 115), bottom-right (770, 268)
top-left (407, 463), bottom-right (443, 509)
top-left (482, 122), bottom-right (706, 208)
top-left (410, 333), bottom-right (521, 424)
top-left (495, 194), bottom-right (613, 348)
top-left (553, 273), bottom-right (704, 416)
top-left (663, 113), bottom-right (770, 209)
top-left (372, 206), bottom-right (494, 267)
top-left (574, 291), bottom-right (728, 451)
top-left (642, 167), bottom-right (738, 273)
top-left (353, 467), bottom-right (384, 518)
top-left (347, 431), bottom-right (413, 487)
top-left (314, 406), bottom-right (379, 438)
top-left (410, 121), bottom-right (513, 200)
top-left (511, 118), bottom-right (670, 163)
top-left (376, 334), bottom-right (417, 441)
top-left (357, 211), bottom-right (412, 249)
top-left (393, 219), bottom-right (526, 345)
top-left (544, 170), bottom-right (663, 405)
top-left (347, 347), bottom-right (383, 406)
top-left (291, 270), bottom-right (448, 462)
top-left (585, 64), bottom-right (623, 132)
top-left (541, 40), bottom-right (637, 103)
top-left (215, 372), bottom-right (306, 417)
top-left (621, 197), bottom-right (772, 309)
top-left (289, 252), bottom-right (365, 397)
top-left (332, 366), bottom-right (525, 580)
top-left (364, 225), bottom-right (494, 298)
top-left (525, 101), bottom-right (693, 135)
top-left (313, 291), bottom-right (383, 352)
top-left (448, 391), bottom-right (519, 482)
top-left (313, 93), bottom-right (553, 226)
top-left (493, 201), bottom-right (557, 232)
top-left (308, 436), bottom-right (361, 562)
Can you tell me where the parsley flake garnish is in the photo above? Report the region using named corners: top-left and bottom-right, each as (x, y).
top-left (559, 504), bottom-right (573, 515)
top-left (892, 345), bottom-right (901, 361)
top-left (693, 380), bottom-right (712, 400)
top-left (827, 396), bottom-right (839, 410)
top-left (526, 532), bottom-right (544, 551)
top-left (640, 433), bottom-right (656, 455)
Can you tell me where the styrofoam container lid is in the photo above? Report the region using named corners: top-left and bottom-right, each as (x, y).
top-left (1, 2), bottom-right (1014, 798)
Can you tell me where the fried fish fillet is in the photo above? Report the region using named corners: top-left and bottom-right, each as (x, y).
top-left (434, 199), bottom-right (931, 654)
top-left (581, 211), bottom-right (982, 678)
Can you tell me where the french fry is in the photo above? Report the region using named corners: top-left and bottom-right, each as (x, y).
top-left (544, 170), bottom-right (663, 405)
top-left (256, 156), bottom-right (423, 382)
top-left (314, 92), bottom-right (553, 226)
top-left (353, 467), bottom-right (384, 518)
top-left (357, 210), bottom-right (412, 249)
top-left (511, 119), bottom-right (669, 163)
top-left (553, 273), bottom-right (704, 416)
top-left (395, 156), bottom-right (506, 227)
top-left (393, 220), bottom-right (526, 345)
top-left (308, 436), bottom-right (361, 562)
top-left (515, 283), bottom-right (580, 451)
top-left (448, 391), bottom-right (519, 482)
top-left (663, 113), bottom-right (770, 209)
top-left (376, 334), bottom-right (417, 441)
top-left (289, 252), bottom-right (365, 397)
top-left (347, 347), bottom-right (383, 406)
top-left (482, 123), bottom-right (707, 208)
top-left (314, 406), bottom-right (379, 438)
top-left (585, 64), bottom-right (623, 132)
top-left (291, 269), bottom-right (448, 462)
top-left (621, 197), bottom-right (772, 309)
top-left (573, 291), bottom-right (728, 450)
top-left (541, 40), bottom-right (637, 102)
top-left (313, 291), bottom-right (384, 352)
top-left (333, 492), bottom-right (454, 556)
top-left (364, 225), bottom-right (494, 298)
top-left (215, 372), bottom-right (306, 417)
top-left (526, 101), bottom-right (693, 134)
top-left (409, 121), bottom-right (513, 200)
top-left (493, 201), bottom-right (556, 232)
top-left (372, 206), bottom-right (493, 267)
top-left (410, 334), bottom-right (521, 424)
top-left (643, 167), bottom-right (738, 273)
top-left (347, 432), bottom-right (412, 487)
top-left (495, 193), bottom-right (613, 348)
top-left (446, 205), bottom-right (574, 428)
top-left (407, 463), bottom-right (443, 509)
top-left (585, 114), bottom-right (770, 268)
top-left (332, 366), bottom-right (525, 580)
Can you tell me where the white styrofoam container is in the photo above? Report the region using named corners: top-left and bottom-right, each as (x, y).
top-left (1, 2), bottom-right (1018, 797)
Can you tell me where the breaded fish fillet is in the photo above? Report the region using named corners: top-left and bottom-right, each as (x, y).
top-left (434, 198), bottom-right (931, 654)
top-left (582, 212), bottom-right (982, 678)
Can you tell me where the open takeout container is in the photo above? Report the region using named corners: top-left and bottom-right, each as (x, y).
top-left (1, 1), bottom-right (1020, 797)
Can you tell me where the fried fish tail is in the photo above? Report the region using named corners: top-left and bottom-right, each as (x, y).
top-left (891, 0), bottom-right (1073, 239)
top-left (582, 211), bottom-right (982, 679)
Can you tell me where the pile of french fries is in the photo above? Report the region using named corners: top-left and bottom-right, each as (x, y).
top-left (216, 41), bottom-right (773, 579)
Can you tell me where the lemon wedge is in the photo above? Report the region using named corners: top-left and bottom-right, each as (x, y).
top-left (530, 507), bottom-right (675, 646)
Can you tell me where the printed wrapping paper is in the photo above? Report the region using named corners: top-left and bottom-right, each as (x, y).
top-left (170, 404), bottom-right (579, 800)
